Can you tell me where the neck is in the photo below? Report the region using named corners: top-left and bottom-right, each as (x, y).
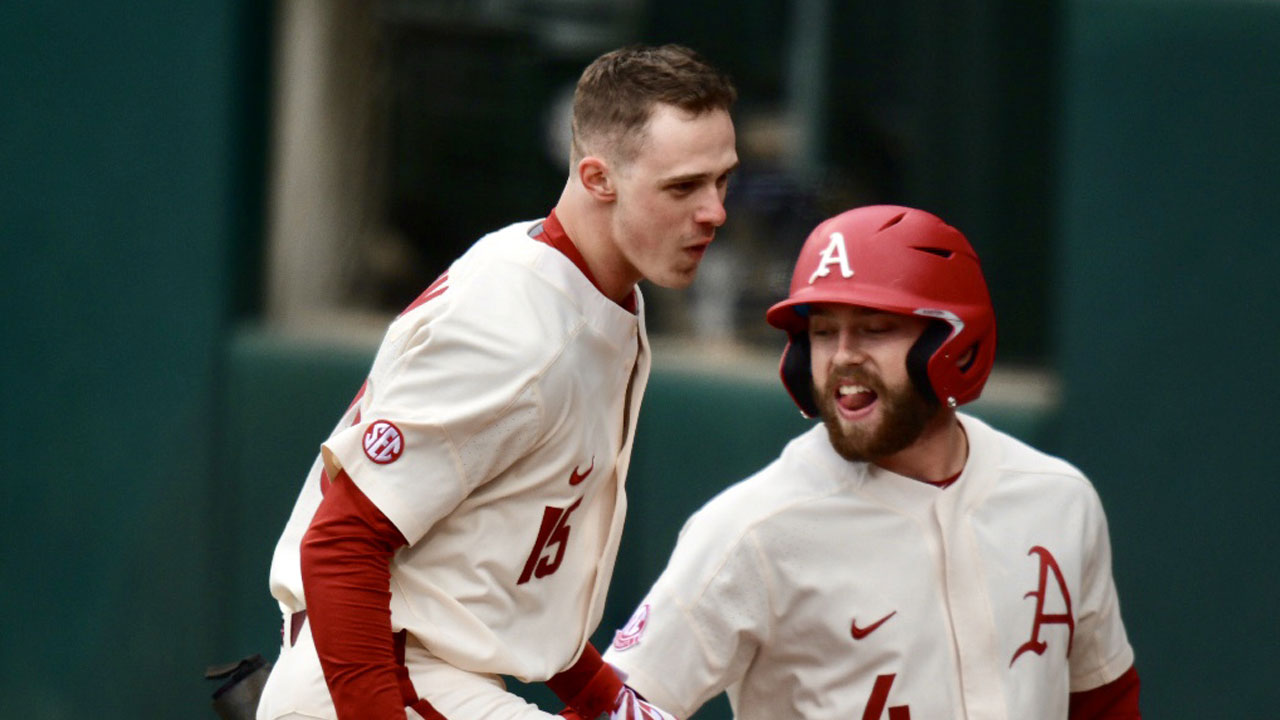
top-left (873, 410), bottom-right (968, 483)
top-left (553, 182), bottom-right (638, 304)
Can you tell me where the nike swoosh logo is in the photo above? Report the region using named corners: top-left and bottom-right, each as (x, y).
top-left (851, 611), bottom-right (897, 639)
top-left (569, 458), bottom-right (595, 486)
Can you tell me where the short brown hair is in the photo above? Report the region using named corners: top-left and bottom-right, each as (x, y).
top-left (571, 44), bottom-right (737, 165)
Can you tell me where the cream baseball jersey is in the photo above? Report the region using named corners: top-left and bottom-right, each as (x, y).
top-left (605, 414), bottom-right (1133, 720)
top-left (263, 219), bottom-right (650, 713)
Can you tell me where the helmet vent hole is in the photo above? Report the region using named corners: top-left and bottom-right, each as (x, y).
top-left (878, 212), bottom-right (908, 231)
top-left (912, 246), bottom-right (955, 259)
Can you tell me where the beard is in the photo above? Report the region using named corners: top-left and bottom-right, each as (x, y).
top-left (815, 369), bottom-right (939, 463)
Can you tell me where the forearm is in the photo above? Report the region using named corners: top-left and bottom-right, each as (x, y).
top-left (546, 643), bottom-right (624, 718)
top-left (301, 470), bottom-right (412, 720)
top-left (547, 644), bottom-right (679, 720)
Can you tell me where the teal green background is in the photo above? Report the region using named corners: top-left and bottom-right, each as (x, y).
top-left (1, 1), bottom-right (269, 717)
top-left (2, 1), bottom-right (1277, 718)
top-left (1053, 2), bottom-right (1280, 717)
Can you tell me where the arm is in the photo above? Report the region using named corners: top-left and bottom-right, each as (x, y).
top-left (547, 644), bottom-right (676, 720)
top-left (603, 513), bottom-right (771, 718)
top-left (546, 643), bottom-right (623, 717)
top-left (300, 470), bottom-right (416, 720)
top-left (1065, 482), bottom-right (1139, 719)
top-left (1068, 665), bottom-right (1140, 719)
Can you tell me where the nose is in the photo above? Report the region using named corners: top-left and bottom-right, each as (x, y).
top-left (695, 188), bottom-right (727, 228)
top-left (831, 330), bottom-right (868, 367)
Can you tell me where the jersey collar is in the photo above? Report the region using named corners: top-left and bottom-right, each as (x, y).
top-left (532, 209), bottom-right (638, 314)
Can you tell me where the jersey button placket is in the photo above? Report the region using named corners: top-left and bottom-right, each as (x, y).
top-left (934, 496), bottom-right (1008, 720)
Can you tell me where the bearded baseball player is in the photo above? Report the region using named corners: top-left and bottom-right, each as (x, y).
top-left (255, 45), bottom-right (737, 720)
top-left (602, 205), bottom-right (1140, 719)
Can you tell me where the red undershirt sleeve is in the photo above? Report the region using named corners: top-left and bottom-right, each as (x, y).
top-left (301, 470), bottom-right (411, 720)
top-left (545, 643), bottom-right (623, 718)
top-left (1068, 665), bottom-right (1141, 719)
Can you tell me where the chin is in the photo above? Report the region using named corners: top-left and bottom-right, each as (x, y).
top-left (819, 393), bottom-right (937, 463)
top-left (651, 268), bottom-right (698, 290)
top-left (825, 425), bottom-right (885, 463)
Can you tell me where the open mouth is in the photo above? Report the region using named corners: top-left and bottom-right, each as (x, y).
top-left (836, 382), bottom-right (878, 418)
top-left (684, 242), bottom-right (710, 261)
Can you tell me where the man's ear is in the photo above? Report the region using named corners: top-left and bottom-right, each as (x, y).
top-left (578, 156), bottom-right (616, 202)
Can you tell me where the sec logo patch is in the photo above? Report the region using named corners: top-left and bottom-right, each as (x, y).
top-left (363, 420), bottom-right (404, 464)
top-left (612, 603), bottom-right (650, 651)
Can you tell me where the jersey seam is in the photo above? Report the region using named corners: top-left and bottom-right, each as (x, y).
top-left (500, 245), bottom-right (637, 350)
top-left (403, 262), bottom-right (587, 488)
top-left (1070, 579), bottom-right (1124, 683)
top-left (684, 483), bottom-right (845, 607)
top-left (681, 443), bottom-right (868, 608)
top-left (669, 594), bottom-right (718, 718)
top-left (1070, 643), bottom-right (1134, 692)
top-left (745, 530), bottom-right (779, 651)
top-left (457, 321), bottom-right (583, 489)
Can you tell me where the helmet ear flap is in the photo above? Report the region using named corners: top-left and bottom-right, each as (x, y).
top-left (780, 334), bottom-right (820, 418)
top-left (907, 320), bottom-right (951, 407)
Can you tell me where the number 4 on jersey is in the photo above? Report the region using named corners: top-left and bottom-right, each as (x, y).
top-left (862, 674), bottom-right (911, 720)
top-left (518, 499), bottom-right (582, 585)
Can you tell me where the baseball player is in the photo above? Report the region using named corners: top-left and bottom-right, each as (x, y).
top-left (603, 205), bottom-right (1140, 719)
top-left (255, 45), bottom-right (738, 720)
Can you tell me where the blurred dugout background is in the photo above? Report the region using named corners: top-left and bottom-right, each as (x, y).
top-left (1, 1), bottom-right (1277, 718)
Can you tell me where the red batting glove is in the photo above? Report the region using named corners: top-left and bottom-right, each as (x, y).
top-left (608, 686), bottom-right (678, 720)
top-left (558, 684), bottom-right (677, 720)
top-left (547, 644), bottom-right (677, 719)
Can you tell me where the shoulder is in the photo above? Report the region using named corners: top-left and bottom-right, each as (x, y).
top-left (961, 413), bottom-right (1105, 507)
top-left (678, 425), bottom-right (846, 554)
top-left (649, 425), bottom-right (858, 610)
top-left (967, 414), bottom-right (1083, 476)
top-left (451, 221), bottom-right (580, 320)
top-left (391, 221), bottom-right (589, 360)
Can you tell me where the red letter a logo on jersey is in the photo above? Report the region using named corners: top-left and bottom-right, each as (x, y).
top-left (363, 420), bottom-right (404, 464)
top-left (1011, 545), bottom-right (1075, 666)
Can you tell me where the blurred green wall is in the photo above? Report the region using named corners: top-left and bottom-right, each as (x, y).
top-left (3, 1), bottom-right (1278, 719)
top-left (1054, 1), bottom-right (1280, 717)
top-left (0, 1), bottom-right (269, 717)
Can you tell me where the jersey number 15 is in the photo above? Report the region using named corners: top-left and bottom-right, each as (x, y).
top-left (517, 499), bottom-right (582, 585)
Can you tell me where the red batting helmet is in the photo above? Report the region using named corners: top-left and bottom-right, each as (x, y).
top-left (765, 205), bottom-right (996, 416)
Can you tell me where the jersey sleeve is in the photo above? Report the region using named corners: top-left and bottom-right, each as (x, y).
top-left (1068, 665), bottom-right (1141, 718)
top-left (322, 267), bottom-right (553, 546)
top-left (1067, 482), bottom-right (1136, 691)
top-left (605, 509), bottom-right (773, 719)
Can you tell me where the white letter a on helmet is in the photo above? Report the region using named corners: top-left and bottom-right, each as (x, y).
top-left (808, 232), bottom-right (855, 285)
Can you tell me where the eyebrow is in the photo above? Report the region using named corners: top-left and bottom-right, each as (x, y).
top-left (662, 161), bottom-right (740, 186)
